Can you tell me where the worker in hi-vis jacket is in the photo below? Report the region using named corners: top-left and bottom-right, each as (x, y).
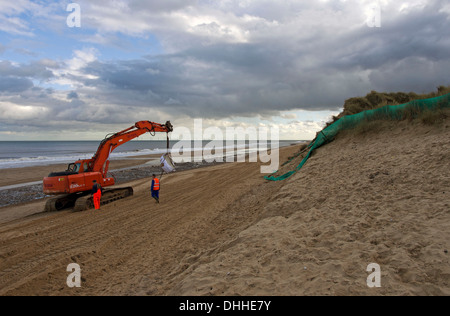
top-left (151, 174), bottom-right (160, 204)
top-left (92, 180), bottom-right (103, 210)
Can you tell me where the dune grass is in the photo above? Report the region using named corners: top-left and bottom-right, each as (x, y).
top-left (324, 86), bottom-right (450, 134)
top-left (339, 85), bottom-right (450, 118)
top-left (419, 108), bottom-right (449, 125)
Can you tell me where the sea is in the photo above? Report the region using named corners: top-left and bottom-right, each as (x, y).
top-left (0, 140), bottom-right (305, 170)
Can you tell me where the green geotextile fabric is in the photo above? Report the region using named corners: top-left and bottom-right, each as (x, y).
top-left (265, 93), bottom-right (450, 181)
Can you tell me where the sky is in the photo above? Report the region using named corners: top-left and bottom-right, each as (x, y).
top-left (0, 0), bottom-right (449, 141)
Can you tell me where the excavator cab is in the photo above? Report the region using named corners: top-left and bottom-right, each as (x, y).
top-left (67, 160), bottom-right (90, 173)
top-left (67, 163), bottom-right (80, 173)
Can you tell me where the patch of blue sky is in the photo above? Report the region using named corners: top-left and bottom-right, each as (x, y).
top-left (1, 8), bottom-right (163, 63)
top-left (3, 29), bottom-right (162, 61)
top-left (39, 81), bottom-right (72, 92)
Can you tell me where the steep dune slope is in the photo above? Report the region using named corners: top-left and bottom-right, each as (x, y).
top-left (170, 119), bottom-right (450, 296)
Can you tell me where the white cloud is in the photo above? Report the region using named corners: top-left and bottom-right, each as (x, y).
top-left (0, 101), bottom-right (49, 120)
top-left (51, 48), bottom-right (100, 89)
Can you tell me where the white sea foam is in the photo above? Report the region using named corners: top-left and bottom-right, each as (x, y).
top-left (0, 141), bottom-right (289, 169)
top-left (0, 148), bottom-right (167, 169)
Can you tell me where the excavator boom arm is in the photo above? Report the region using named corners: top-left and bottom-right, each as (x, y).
top-left (90, 121), bottom-right (173, 176)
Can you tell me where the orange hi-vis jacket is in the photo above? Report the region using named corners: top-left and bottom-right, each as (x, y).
top-left (153, 178), bottom-right (160, 191)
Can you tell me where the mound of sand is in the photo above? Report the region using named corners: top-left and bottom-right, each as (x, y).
top-left (169, 119), bottom-right (450, 296)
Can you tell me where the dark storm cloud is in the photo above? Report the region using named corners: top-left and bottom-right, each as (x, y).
top-left (0, 60), bottom-right (58, 96)
top-left (128, 0), bottom-right (198, 13)
top-left (0, 60), bottom-right (56, 80)
top-left (67, 91), bottom-right (79, 100)
top-left (60, 0), bottom-right (448, 122)
top-left (326, 4), bottom-right (450, 71)
top-left (0, 76), bottom-right (33, 93)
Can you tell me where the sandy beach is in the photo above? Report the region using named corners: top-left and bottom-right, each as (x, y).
top-left (0, 118), bottom-right (449, 296)
top-left (0, 152), bottom-right (227, 209)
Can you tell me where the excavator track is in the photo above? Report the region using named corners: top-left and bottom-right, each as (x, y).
top-left (44, 194), bottom-right (79, 212)
top-left (44, 187), bottom-right (134, 212)
top-left (73, 187), bottom-right (134, 212)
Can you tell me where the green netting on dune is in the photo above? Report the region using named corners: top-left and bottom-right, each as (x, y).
top-left (265, 93), bottom-right (450, 181)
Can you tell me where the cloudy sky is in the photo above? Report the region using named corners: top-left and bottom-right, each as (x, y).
top-left (0, 0), bottom-right (449, 140)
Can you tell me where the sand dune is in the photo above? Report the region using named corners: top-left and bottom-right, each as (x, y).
top-left (0, 118), bottom-right (449, 296)
top-left (170, 119), bottom-right (450, 296)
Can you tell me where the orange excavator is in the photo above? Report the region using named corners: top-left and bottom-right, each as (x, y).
top-left (43, 121), bottom-right (173, 212)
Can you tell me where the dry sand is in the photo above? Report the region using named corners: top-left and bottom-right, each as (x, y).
top-left (0, 153), bottom-right (223, 209)
top-left (0, 119), bottom-right (449, 296)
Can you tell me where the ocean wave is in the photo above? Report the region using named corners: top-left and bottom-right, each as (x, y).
top-left (0, 142), bottom-right (287, 169)
top-left (0, 148), bottom-right (165, 169)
